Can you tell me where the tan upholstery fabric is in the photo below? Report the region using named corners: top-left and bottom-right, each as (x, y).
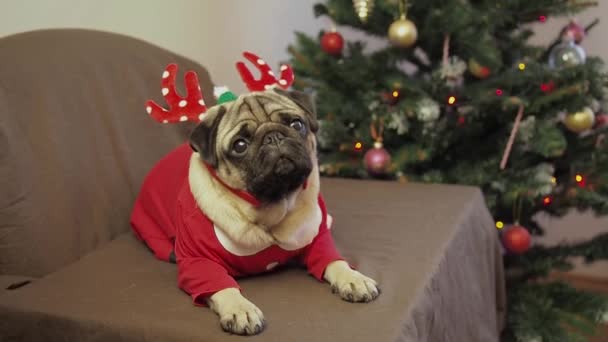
top-left (0, 29), bottom-right (215, 277)
top-left (0, 179), bottom-right (506, 341)
top-left (0, 276), bottom-right (34, 292)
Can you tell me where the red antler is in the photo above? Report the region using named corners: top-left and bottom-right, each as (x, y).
top-left (236, 51), bottom-right (294, 92)
top-left (145, 64), bottom-right (207, 123)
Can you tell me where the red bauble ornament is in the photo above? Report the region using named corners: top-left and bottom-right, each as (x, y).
top-left (563, 21), bottom-right (586, 44)
top-left (321, 31), bottom-right (344, 55)
top-left (364, 141), bottom-right (391, 177)
top-left (502, 225), bottom-right (531, 254)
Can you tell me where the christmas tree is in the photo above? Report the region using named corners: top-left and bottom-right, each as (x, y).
top-left (287, 0), bottom-right (608, 340)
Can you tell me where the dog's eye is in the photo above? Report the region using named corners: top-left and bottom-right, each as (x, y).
top-left (232, 139), bottom-right (249, 154)
top-left (290, 119), bottom-right (305, 133)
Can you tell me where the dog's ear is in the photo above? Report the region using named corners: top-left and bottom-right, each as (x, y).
top-left (274, 88), bottom-right (318, 133)
top-left (189, 105), bottom-right (227, 168)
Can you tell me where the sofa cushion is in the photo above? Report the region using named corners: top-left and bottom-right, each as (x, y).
top-left (0, 29), bottom-right (215, 277)
top-left (0, 179), bottom-right (505, 341)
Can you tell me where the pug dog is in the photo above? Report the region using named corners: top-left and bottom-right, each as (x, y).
top-left (131, 88), bottom-right (379, 336)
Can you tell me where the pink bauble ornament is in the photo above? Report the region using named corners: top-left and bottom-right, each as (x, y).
top-left (563, 21), bottom-right (586, 44)
top-left (364, 141), bottom-right (391, 176)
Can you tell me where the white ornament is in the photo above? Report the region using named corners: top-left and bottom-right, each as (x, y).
top-left (416, 98), bottom-right (441, 122)
top-left (518, 115), bottom-right (536, 145)
top-left (367, 100), bottom-right (380, 111)
top-left (440, 56), bottom-right (467, 80)
top-left (534, 163), bottom-right (555, 196)
top-left (387, 111), bottom-right (409, 135)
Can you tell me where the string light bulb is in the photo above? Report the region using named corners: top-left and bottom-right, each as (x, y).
top-left (447, 95), bottom-right (457, 105)
top-left (539, 15), bottom-right (547, 23)
top-left (575, 173), bottom-right (586, 187)
top-left (543, 196), bottom-right (553, 205)
top-left (518, 63), bottom-right (526, 71)
top-left (496, 221), bottom-right (504, 229)
top-left (495, 89), bottom-right (503, 96)
top-left (551, 176), bottom-right (557, 184)
top-left (354, 141), bottom-right (363, 152)
top-left (540, 81), bottom-right (555, 93)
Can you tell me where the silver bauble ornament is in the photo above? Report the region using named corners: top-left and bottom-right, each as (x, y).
top-left (548, 41), bottom-right (586, 68)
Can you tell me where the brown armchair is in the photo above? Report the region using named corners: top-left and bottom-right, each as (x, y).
top-left (0, 29), bottom-right (505, 341)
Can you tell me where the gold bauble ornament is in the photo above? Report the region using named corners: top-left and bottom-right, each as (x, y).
top-left (563, 107), bottom-right (595, 133)
top-left (353, 0), bottom-right (374, 23)
top-left (388, 15), bottom-right (417, 48)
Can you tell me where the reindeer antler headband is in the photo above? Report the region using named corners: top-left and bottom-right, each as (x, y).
top-left (145, 52), bottom-right (294, 124)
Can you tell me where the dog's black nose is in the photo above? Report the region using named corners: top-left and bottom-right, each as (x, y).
top-left (263, 131), bottom-right (286, 145)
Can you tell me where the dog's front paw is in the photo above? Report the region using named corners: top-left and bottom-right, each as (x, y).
top-left (324, 260), bottom-right (380, 303)
top-left (208, 288), bottom-right (265, 335)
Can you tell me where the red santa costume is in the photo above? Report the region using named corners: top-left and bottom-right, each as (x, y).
top-left (130, 143), bottom-right (342, 305)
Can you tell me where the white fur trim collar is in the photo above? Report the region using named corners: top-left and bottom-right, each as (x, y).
top-left (213, 203), bottom-right (323, 256)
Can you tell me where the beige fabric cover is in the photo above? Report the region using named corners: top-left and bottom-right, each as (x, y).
top-left (0, 29), bottom-right (213, 277)
top-left (1, 179), bottom-right (506, 341)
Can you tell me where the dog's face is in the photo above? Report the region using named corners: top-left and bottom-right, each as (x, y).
top-left (190, 88), bottom-right (318, 203)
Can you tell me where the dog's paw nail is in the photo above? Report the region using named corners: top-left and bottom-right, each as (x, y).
top-left (221, 321), bottom-right (233, 332)
top-left (331, 286), bottom-right (338, 294)
top-left (244, 326), bottom-right (253, 335)
top-left (255, 324), bottom-right (262, 334)
top-left (346, 293), bottom-right (354, 301)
